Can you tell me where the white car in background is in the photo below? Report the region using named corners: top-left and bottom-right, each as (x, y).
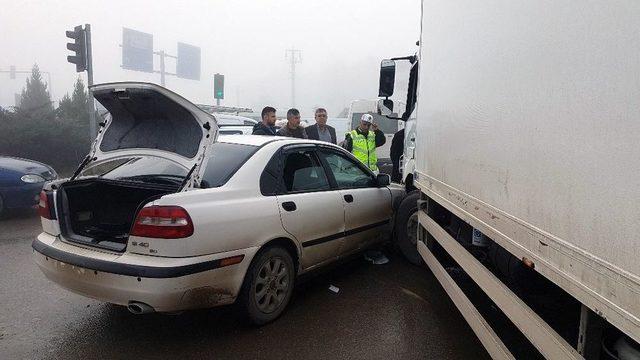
top-left (33, 82), bottom-right (404, 324)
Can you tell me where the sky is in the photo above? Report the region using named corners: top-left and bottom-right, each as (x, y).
top-left (0, 0), bottom-right (421, 116)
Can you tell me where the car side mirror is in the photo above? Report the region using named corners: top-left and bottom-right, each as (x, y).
top-left (376, 173), bottom-right (391, 187)
top-left (378, 59), bottom-right (396, 98)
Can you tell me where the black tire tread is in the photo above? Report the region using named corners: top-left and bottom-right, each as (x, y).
top-left (394, 190), bottom-right (423, 266)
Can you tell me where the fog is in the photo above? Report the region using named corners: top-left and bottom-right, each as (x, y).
top-left (0, 0), bottom-right (420, 116)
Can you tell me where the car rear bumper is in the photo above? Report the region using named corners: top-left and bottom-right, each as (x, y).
top-left (32, 232), bottom-right (258, 312)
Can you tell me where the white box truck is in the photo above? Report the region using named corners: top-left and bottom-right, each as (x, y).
top-left (382, 1), bottom-right (640, 358)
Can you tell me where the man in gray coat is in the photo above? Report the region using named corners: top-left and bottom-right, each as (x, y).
top-left (306, 108), bottom-right (337, 144)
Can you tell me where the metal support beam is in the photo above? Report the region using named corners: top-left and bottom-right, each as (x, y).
top-left (419, 211), bottom-right (582, 359)
top-left (418, 240), bottom-right (514, 359)
top-left (158, 50), bottom-right (166, 86)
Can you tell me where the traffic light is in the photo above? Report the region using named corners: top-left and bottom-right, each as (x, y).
top-left (66, 25), bottom-right (87, 72)
top-left (214, 73), bottom-right (224, 99)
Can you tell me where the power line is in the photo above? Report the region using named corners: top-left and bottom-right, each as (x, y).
top-left (285, 47), bottom-right (302, 108)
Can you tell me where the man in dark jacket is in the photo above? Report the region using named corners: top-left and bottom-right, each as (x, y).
top-left (276, 108), bottom-right (308, 139)
top-left (252, 106), bottom-right (278, 135)
top-left (306, 108), bottom-right (337, 144)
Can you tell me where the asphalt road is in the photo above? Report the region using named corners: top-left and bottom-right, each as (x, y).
top-left (0, 211), bottom-right (489, 360)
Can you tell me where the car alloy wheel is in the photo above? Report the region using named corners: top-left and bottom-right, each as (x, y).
top-left (254, 257), bottom-right (290, 314)
top-left (239, 246), bottom-right (295, 325)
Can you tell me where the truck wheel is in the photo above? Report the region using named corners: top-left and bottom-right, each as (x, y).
top-left (395, 190), bottom-right (423, 265)
top-left (239, 246), bottom-right (295, 325)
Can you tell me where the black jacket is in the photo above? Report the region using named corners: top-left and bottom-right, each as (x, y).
top-left (343, 128), bottom-right (386, 152)
top-left (252, 122), bottom-right (277, 136)
top-left (306, 124), bottom-right (337, 144)
top-left (390, 128), bottom-right (405, 164)
top-left (390, 129), bottom-right (405, 182)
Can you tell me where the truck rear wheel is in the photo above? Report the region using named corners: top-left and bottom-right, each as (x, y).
top-left (394, 190), bottom-right (423, 265)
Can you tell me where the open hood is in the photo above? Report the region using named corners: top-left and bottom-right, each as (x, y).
top-left (86, 82), bottom-right (218, 187)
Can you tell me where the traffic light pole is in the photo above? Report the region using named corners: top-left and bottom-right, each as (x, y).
top-left (66, 23), bottom-right (96, 141)
top-left (85, 24), bottom-right (96, 140)
top-left (213, 73), bottom-right (224, 105)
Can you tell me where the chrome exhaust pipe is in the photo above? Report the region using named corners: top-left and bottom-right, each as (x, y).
top-left (127, 301), bottom-right (155, 314)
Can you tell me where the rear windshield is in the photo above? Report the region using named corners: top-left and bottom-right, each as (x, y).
top-left (201, 142), bottom-right (258, 188)
top-left (81, 156), bottom-right (188, 186)
top-left (79, 142), bottom-right (257, 188)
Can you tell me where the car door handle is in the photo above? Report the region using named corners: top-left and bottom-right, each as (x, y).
top-left (344, 194), bottom-right (354, 203)
top-left (282, 201), bottom-right (297, 212)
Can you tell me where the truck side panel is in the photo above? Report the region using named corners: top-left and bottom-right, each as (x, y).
top-left (416, 0), bottom-right (640, 341)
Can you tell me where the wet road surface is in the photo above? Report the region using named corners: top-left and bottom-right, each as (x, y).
top-left (0, 211), bottom-right (489, 359)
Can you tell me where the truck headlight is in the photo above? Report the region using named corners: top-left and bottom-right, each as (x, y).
top-left (21, 174), bottom-right (45, 183)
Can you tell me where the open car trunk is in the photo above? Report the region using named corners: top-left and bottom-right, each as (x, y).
top-left (57, 178), bottom-right (179, 252)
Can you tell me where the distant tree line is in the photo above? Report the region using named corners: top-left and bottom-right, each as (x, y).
top-left (0, 64), bottom-right (96, 175)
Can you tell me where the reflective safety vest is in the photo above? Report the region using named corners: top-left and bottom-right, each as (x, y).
top-left (350, 129), bottom-right (378, 171)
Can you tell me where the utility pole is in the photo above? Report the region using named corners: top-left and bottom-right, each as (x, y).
top-left (285, 47), bottom-right (302, 107)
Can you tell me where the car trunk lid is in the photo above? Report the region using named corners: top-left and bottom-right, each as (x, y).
top-left (87, 82), bottom-right (218, 188)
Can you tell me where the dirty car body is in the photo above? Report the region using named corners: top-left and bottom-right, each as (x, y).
top-left (32, 82), bottom-right (404, 319)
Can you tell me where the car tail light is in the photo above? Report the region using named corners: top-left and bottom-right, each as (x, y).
top-left (130, 206), bottom-right (194, 239)
top-left (38, 191), bottom-right (53, 219)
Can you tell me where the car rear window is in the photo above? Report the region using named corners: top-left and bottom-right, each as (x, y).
top-left (82, 156), bottom-right (188, 179)
top-left (200, 142), bottom-right (258, 188)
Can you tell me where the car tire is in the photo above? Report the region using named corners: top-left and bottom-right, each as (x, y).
top-left (239, 246), bottom-right (295, 325)
top-left (394, 190), bottom-right (423, 266)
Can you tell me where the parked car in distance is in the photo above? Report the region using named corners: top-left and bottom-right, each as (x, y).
top-left (215, 114), bottom-right (258, 135)
top-left (32, 82), bottom-right (404, 325)
top-left (0, 156), bottom-right (57, 216)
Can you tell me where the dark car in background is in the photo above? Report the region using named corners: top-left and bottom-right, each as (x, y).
top-left (0, 156), bottom-right (57, 216)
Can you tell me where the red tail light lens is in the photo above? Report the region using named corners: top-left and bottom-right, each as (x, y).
top-left (38, 191), bottom-right (53, 219)
top-left (130, 206), bottom-right (194, 239)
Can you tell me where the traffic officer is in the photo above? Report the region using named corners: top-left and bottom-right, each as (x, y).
top-left (343, 113), bottom-right (386, 172)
